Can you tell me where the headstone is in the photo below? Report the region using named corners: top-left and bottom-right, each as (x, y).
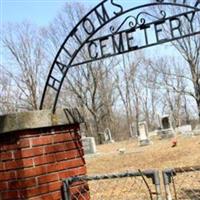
top-left (155, 113), bottom-right (162, 129)
top-left (161, 116), bottom-right (170, 129)
top-left (194, 124), bottom-right (200, 135)
top-left (159, 115), bottom-right (174, 138)
top-left (154, 114), bottom-right (162, 136)
top-left (82, 137), bottom-right (96, 154)
top-left (104, 128), bottom-right (115, 143)
top-left (130, 124), bottom-right (134, 138)
top-left (176, 125), bottom-right (193, 136)
top-left (130, 123), bottom-right (138, 138)
top-left (138, 121), bottom-right (150, 146)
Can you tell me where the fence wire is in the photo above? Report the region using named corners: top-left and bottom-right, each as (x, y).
top-left (64, 165), bottom-right (200, 200)
top-left (163, 166), bottom-right (200, 200)
top-left (63, 170), bottom-right (161, 200)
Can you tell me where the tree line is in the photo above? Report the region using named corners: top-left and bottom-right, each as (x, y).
top-left (1, 3), bottom-right (200, 143)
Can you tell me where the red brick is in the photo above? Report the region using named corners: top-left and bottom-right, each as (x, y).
top-left (0, 152), bottom-right (13, 161)
top-left (20, 182), bottom-right (62, 198)
top-left (17, 138), bottom-right (30, 148)
top-left (38, 173), bottom-right (59, 185)
top-left (1, 191), bottom-right (20, 200)
top-left (45, 141), bottom-right (82, 154)
top-left (0, 182), bottom-right (8, 190)
top-left (30, 191), bottom-right (61, 200)
top-left (57, 158), bottom-right (85, 170)
top-left (59, 166), bottom-right (87, 179)
top-left (0, 125), bottom-right (85, 199)
top-left (5, 159), bottom-right (33, 170)
top-left (14, 147), bottom-right (44, 159)
top-left (0, 144), bottom-right (18, 151)
top-left (46, 158), bottom-right (84, 174)
top-left (53, 133), bottom-right (76, 143)
top-left (8, 178), bottom-right (36, 190)
top-left (40, 191), bottom-right (61, 200)
top-left (34, 155), bottom-right (56, 166)
top-left (32, 136), bottom-right (52, 147)
top-left (0, 162), bottom-right (4, 171)
top-left (55, 149), bottom-right (83, 162)
top-left (0, 171), bottom-right (16, 181)
top-left (17, 166), bottom-right (46, 178)
top-left (46, 181), bottom-right (62, 192)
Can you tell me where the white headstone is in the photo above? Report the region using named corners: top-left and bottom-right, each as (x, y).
top-left (176, 125), bottom-right (192, 135)
top-left (138, 122), bottom-right (150, 146)
top-left (104, 128), bottom-right (114, 143)
top-left (194, 124), bottom-right (200, 135)
top-left (130, 124), bottom-right (134, 138)
top-left (82, 137), bottom-right (96, 154)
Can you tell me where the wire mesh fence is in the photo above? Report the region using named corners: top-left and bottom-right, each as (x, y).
top-left (63, 170), bottom-right (162, 200)
top-left (63, 165), bottom-right (200, 200)
top-left (163, 166), bottom-right (200, 200)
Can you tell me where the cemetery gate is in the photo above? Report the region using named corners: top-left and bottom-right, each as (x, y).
top-left (40, 0), bottom-right (200, 112)
top-left (38, 0), bottom-right (200, 199)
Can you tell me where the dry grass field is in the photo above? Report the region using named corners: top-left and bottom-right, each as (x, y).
top-left (69, 135), bottom-right (200, 200)
top-left (85, 135), bottom-right (200, 175)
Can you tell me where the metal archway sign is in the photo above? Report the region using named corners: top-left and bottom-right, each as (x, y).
top-left (40, 0), bottom-right (200, 112)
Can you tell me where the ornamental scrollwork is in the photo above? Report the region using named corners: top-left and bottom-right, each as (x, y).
top-left (110, 16), bottom-right (137, 33)
top-left (136, 10), bottom-right (166, 25)
top-left (110, 10), bottom-right (166, 33)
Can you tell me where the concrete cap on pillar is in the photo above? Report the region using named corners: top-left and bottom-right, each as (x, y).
top-left (0, 108), bottom-right (84, 134)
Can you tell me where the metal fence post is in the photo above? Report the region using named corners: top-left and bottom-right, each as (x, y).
top-left (63, 179), bottom-right (72, 200)
top-left (154, 171), bottom-right (163, 200)
top-left (162, 169), bottom-right (176, 200)
top-left (144, 170), bottom-right (162, 200)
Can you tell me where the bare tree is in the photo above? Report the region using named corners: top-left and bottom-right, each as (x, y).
top-left (138, 59), bottom-right (161, 129)
top-left (0, 67), bottom-right (20, 113)
top-left (151, 4), bottom-right (200, 122)
top-left (43, 3), bottom-right (120, 142)
top-left (2, 22), bottom-right (46, 111)
top-left (116, 53), bottom-right (145, 137)
top-left (149, 57), bottom-right (196, 125)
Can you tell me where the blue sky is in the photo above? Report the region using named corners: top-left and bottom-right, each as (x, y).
top-left (0, 0), bottom-right (180, 67)
top-left (0, 0), bottom-right (185, 67)
top-left (1, 0), bottom-right (146, 26)
top-left (2, 0), bottom-right (72, 26)
top-left (1, 0), bottom-right (104, 26)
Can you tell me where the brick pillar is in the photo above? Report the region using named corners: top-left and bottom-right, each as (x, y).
top-left (0, 109), bottom-right (87, 200)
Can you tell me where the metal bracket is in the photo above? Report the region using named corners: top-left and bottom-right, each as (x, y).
top-left (162, 169), bottom-right (176, 185)
top-left (63, 179), bottom-right (73, 200)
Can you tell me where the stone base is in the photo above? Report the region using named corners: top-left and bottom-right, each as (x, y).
top-left (139, 139), bottom-right (150, 146)
top-left (103, 140), bottom-right (115, 144)
top-left (158, 129), bottom-right (174, 139)
top-left (194, 130), bottom-right (200, 135)
top-left (194, 124), bottom-right (200, 135)
top-left (181, 132), bottom-right (194, 137)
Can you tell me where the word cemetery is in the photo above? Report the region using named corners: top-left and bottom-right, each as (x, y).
top-left (86, 10), bottom-right (200, 61)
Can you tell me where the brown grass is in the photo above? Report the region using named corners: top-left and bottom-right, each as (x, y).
top-left (85, 135), bottom-right (200, 175)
